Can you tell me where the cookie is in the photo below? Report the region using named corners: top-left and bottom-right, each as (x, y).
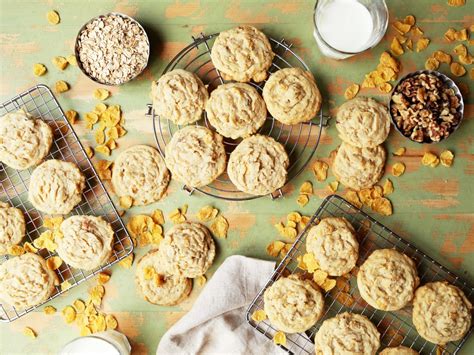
top-left (336, 97), bottom-right (391, 148)
top-left (0, 201), bottom-right (25, 255)
top-left (314, 312), bottom-right (380, 355)
top-left (151, 69), bottom-right (208, 125)
top-left (211, 25), bottom-right (274, 83)
top-left (0, 253), bottom-right (58, 310)
top-left (112, 145), bottom-right (170, 206)
top-left (357, 249), bottom-right (419, 311)
top-left (135, 249), bottom-right (192, 306)
top-left (263, 274), bottom-right (324, 333)
top-left (165, 126), bottom-right (226, 188)
top-left (28, 159), bottom-right (85, 215)
top-left (413, 281), bottom-right (472, 344)
top-left (0, 109), bottom-right (53, 170)
top-left (227, 135), bottom-right (289, 195)
top-left (333, 142), bottom-right (386, 191)
top-left (263, 67), bottom-right (322, 125)
top-left (306, 217), bottom-right (358, 276)
top-left (57, 215), bottom-right (114, 271)
top-left (205, 83), bottom-right (267, 139)
top-left (158, 222), bottom-right (215, 278)
top-left (380, 346), bottom-right (419, 355)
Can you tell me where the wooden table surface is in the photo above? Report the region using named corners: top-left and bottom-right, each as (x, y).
top-left (0, 0), bottom-right (473, 354)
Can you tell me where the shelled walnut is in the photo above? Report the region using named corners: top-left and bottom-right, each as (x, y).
top-left (390, 73), bottom-right (462, 143)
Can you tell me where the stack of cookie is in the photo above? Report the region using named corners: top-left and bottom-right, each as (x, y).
top-left (333, 97), bottom-right (391, 191)
top-left (151, 25), bottom-right (323, 196)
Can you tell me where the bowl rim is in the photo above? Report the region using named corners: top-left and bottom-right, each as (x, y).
top-left (74, 12), bottom-right (150, 86)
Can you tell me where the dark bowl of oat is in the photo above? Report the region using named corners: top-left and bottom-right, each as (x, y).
top-left (389, 70), bottom-right (464, 144)
top-left (75, 13), bottom-right (150, 86)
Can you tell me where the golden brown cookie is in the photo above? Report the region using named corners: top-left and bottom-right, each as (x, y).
top-left (0, 201), bottom-right (25, 255)
top-left (380, 346), bottom-right (419, 355)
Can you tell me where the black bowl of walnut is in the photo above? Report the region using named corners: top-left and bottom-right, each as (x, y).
top-left (389, 70), bottom-right (464, 144)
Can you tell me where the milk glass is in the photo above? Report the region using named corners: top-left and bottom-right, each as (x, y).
top-left (59, 330), bottom-right (131, 355)
top-left (313, 0), bottom-right (388, 59)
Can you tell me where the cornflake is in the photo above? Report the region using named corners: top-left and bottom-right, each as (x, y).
top-left (328, 181), bottom-right (339, 193)
top-left (383, 179), bottom-right (394, 196)
top-left (73, 299), bottom-right (86, 313)
top-left (62, 306), bottom-right (77, 324)
top-left (151, 209), bottom-right (165, 225)
top-left (251, 310), bottom-right (267, 322)
top-left (299, 181), bottom-right (313, 195)
top-left (450, 62), bottom-right (466, 77)
top-left (392, 162), bottom-right (406, 177)
top-left (336, 292), bottom-right (355, 306)
top-left (106, 314), bottom-right (118, 330)
top-left (416, 37), bottom-right (430, 52)
top-left (196, 275), bottom-right (207, 287)
top-left (23, 327), bottom-right (37, 339)
top-left (313, 269), bottom-right (328, 285)
top-left (23, 242), bottom-right (38, 253)
top-left (80, 326), bottom-right (92, 337)
top-left (47, 10), bottom-right (60, 25)
top-left (52, 56), bottom-right (68, 70)
top-left (267, 241), bottom-right (286, 257)
top-left (344, 84), bottom-right (360, 100)
top-left (67, 55), bottom-right (77, 66)
top-left (210, 215), bottom-right (229, 239)
top-left (434, 51), bottom-right (452, 64)
top-left (95, 145), bottom-right (111, 156)
top-left (454, 28), bottom-right (468, 41)
top-left (371, 198), bottom-right (393, 216)
top-left (46, 256), bottom-right (63, 270)
top-left (421, 152), bottom-right (440, 167)
top-left (61, 280), bottom-right (72, 291)
top-left (93, 88), bottom-right (110, 101)
top-left (55, 80), bottom-right (69, 93)
top-left (302, 253), bottom-right (319, 273)
top-left (406, 39), bottom-right (413, 51)
top-left (119, 195), bottom-right (133, 209)
top-left (297, 194), bottom-right (309, 207)
top-left (321, 278), bottom-right (337, 292)
top-left (393, 147), bottom-right (406, 156)
top-left (440, 150), bottom-right (454, 167)
top-left (344, 190), bottom-right (362, 208)
top-left (33, 63), bottom-right (47, 76)
top-left (118, 253), bottom-right (134, 269)
top-left (7, 245), bottom-right (25, 256)
top-left (392, 21), bottom-right (411, 35)
top-left (404, 15), bottom-right (415, 26)
top-left (196, 205), bottom-right (219, 222)
top-left (44, 306), bottom-right (56, 315)
top-left (313, 160), bottom-right (329, 181)
top-left (378, 82), bottom-right (392, 93)
top-left (299, 216), bottom-right (311, 229)
top-left (273, 331), bottom-right (286, 346)
top-left (448, 0), bottom-right (466, 6)
top-left (287, 212), bottom-right (302, 223)
top-left (391, 37), bottom-right (404, 56)
top-left (169, 208), bottom-right (186, 224)
top-left (425, 57), bottom-right (440, 71)
top-left (65, 110), bottom-right (78, 124)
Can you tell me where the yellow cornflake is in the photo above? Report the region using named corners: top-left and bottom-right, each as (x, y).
top-left (416, 37), bottom-right (430, 52)
top-left (434, 50), bottom-right (452, 64)
top-left (297, 194), bottom-right (309, 207)
top-left (119, 195), bottom-right (133, 209)
top-left (61, 280), bottom-right (72, 291)
top-left (321, 278), bottom-right (337, 292)
top-left (98, 167), bottom-right (112, 181)
top-left (390, 37), bottom-right (404, 56)
top-left (336, 292), bottom-right (355, 306)
top-left (196, 205), bottom-right (219, 222)
top-left (151, 209), bottom-right (165, 225)
top-left (445, 28), bottom-right (457, 42)
top-left (33, 63), bottom-right (47, 76)
top-left (454, 44), bottom-right (468, 56)
top-left (84, 302), bottom-right (98, 317)
top-left (80, 326), bottom-right (92, 337)
top-left (196, 275), bottom-right (207, 287)
top-left (392, 162), bottom-right (406, 177)
top-left (313, 160), bottom-right (329, 181)
top-left (33, 230), bottom-right (58, 252)
top-left (393, 147), bottom-right (406, 156)
top-left (392, 21), bottom-right (411, 35)
top-left (273, 331), bottom-right (286, 346)
top-left (440, 150), bottom-right (454, 167)
top-left (287, 212), bottom-right (302, 223)
top-left (44, 305), bottom-right (56, 315)
top-left (95, 128), bottom-right (105, 145)
top-left (383, 179), bottom-right (394, 196)
top-left (64, 110), bottom-right (78, 124)
top-left (7, 245), bottom-right (25, 256)
top-left (302, 253), bottom-right (320, 273)
top-left (344, 190), bottom-right (362, 208)
top-left (344, 83), bottom-right (360, 100)
top-left (210, 214), bottom-right (229, 239)
top-left (328, 181), bottom-right (339, 193)
top-left (62, 306), bottom-right (77, 324)
top-left (450, 62), bottom-right (466, 77)
top-left (95, 145), bottom-right (111, 156)
top-left (251, 309), bottom-right (267, 322)
top-left (55, 80), bottom-right (69, 93)
top-left (404, 15), bottom-right (416, 26)
top-left (266, 241), bottom-right (286, 257)
top-left (52, 56), bottom-right (68, 71)
top-left (377, 82), bottom-right (392, 93)
top-left (93, 88), bottom-right (110, 101)
top-left (447, 0), bottom-right (466, 6)
top-left (380, 51), bottom-right (400, 72)
top-left (89, 285), bottom-right (105, 307)
top-left (405, 39), bottom-right (413, 51)
top-left (47, 10), bottom-right (60, 24)
top-left (279, 243), bottom-right (293, 258)
top-left (169, 208), bottom-right (186, 224)
top-left (313, 269), bottom-right (329, 286)
top-left (127, 214), bottom-right (154, 238)
top-left (94, 103), bottom-right (107, 114)
top-left (23, 327), bottom-right (37, 339)
top-left (371, 197), bottom-right (393, 216)
top-left (425, 57), bottom-right (440, 71)
top-left (43, 216), bottom-right (63, 230)
top-left (299, 181), bottom-right (313, 195)
top-left (421, 152), bottom-right (439, 167)
top-left (66, 55), bottom-right (77, 66)
top-left (23, 242), bottom-right (38, 253)
top-left (119, 253), bottom-right (134, 269)
top-left (90, 314), bottom-right (106, 333)
top-left (459, 54), bottom-right (473, 65)
top-left (299, 216), bottom-right (311, 229)
top-left (85, 112), bottom-right (99, 127)
top-left (106, 314), bottom-right (118, 330)
top-left (46, 256), bottom-right (63, 270)
top-left (73, 299), bottom-right (86, 313)
top-left (454, 28), bottom-right (468, 41)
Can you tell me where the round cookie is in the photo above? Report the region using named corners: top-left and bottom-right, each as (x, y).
top-left (333, 142), bottom-right (386, 191)
top-left (357, 249), bottom-right (419, 311)
top-left (151, 69), bottom-right (208, 125)
top-left (412, 281), bottom-right (472, 344)
top-left (0, 201), bottom-right (25, 255)
top-left (336, 97), bottom-right (391, 148)
top-left (263, 67), bottom-right (322, 125)
top-left (306, 217), bottom-right (358, 276)
top-left (227, 135), bottom-right (289, 195)
top-left (135, 249), bottom-right (192, 306)
top-left (57, 215), bottom-right (114, 271)
top-left (158, 222), bottom-right (215, 278)
top-left (164, 126), bottom-right (226, 188)
top-left (210, 25), bottom-right (274, 83)
top-left (0, 253), bottom-right (58, 310)
top-left (205, 83), bottom-right (267, 139)
top-left (28, 159), bottom-right (85, 215)
top-left (0, 109), bottom-right (53, 170)
top-left (112, 145), bottom-right (170, 206)
top-left (263, 274), bottom-right (324, 333)
top-left (380, 346), bottom-right (419, 355)
top-left (314, 312), bottom-right (381, 355)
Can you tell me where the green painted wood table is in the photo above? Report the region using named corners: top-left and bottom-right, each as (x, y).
top-left (0, 0), bottom-right (473, 354)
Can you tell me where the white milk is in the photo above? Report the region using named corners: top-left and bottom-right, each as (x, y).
top-left (59, 331), bottom-right (131, 355)
top-left (315, 0), bottom-right (374, 53)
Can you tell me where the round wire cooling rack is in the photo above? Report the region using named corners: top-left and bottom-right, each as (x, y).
top-left (146, 33), bottom-right (328, 201)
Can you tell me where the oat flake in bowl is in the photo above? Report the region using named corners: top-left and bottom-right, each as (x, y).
top-left (75, 13), bottom-right (150, 85)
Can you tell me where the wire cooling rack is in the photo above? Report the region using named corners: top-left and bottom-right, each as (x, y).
top-left (146, 32), bottom-right (328, 201)
top-left (246, 194), bottom-right (473, 354)
top-left (0, 85), bottom-right (133, 322)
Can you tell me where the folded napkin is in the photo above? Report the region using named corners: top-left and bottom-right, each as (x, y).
top-left (157, 255), bottom-right (285, 355)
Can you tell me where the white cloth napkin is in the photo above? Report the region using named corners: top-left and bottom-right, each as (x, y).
top-left (156, 255), bottom-right (285, 355)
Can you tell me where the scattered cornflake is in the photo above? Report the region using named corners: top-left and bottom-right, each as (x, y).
top-left (66, 55), bottom-right (77, 66)
top-left (362, 51), bottom-right (400, 88)
top-left (33, 63), bottom-right (47, 76)
top-left (440, 150), bottom-right (454, 167)
top-left (302, 253), bottom-right (319, 273)
top-left (336, 292), bottom-right (355, 306)
top-left (43, 305), bottom-right (56, 315)
top-left (406, 39), bottom-right (413, 51)
top-left (328, 181), bottom-right (339, 193)
top-left (391, 37), bottom-right (404, 56)
top-left (55, 80), bottom-right (69, 93)
top-left (313, 269), bottom-right (328, 285)
top-left (23, 242), bottom-right (38, 253)
top-left (421, 152), bottom-right (440, 167)
top-left (151, 209), bottom-right (165, 225)
top-left (61, 280), bottom-right (72, 291)
top-left (7, 245), bottom-right (25, 256)
top-left (425, 57), bottom-right (440, 71)
top-left (344, 83), bottom-right (360, 100)
top-left (299, 181), bottom-right (313, 195)
top-left (93, 88), bottom-right (110, 101)
top-left (455, 28), bottom-right (468, 41)
top-left (445, 28), bottom-right (456, 42)
top-left (434, 50), bottom-right (452, 64)
top-left (52, 56), bottom-right (68, 70)
top-left (106, 314), bottom-right (118, 330)
top-left (210, 215), bottom-right (229, 239)
top-left (378, 82), bottom-right (392, 93)
top-left (118, 253), bottom-right (134, 269)
top-left (80, 326), bottom-right (92, 337)
top-left (119, 195), bottom-right (133, 209)
top-left (47, 10), bottom-right (60, 25)
top-left (382, 179), bottom-right (394, 196)
top-left (416, 37), bottom-right (430, 52)
top-left (450, 62), bottom-right (466, 77)
top-left (95, 127), bottom-right (105, 145)
top-left (169, 207), bottom-right (186, 224)
top-left (454, 44), bottom-right (468, 56)
top-left (71, 299), bottom-right (85, 313)
top-left (393, 147), bottom-right (406, 156)
top-left (196, 205), bottom-right (219, 222)
top-left (89, 285), bottom-right (105, 307)
top-left (297, 255), bottom-right (308, 270)
top-left (344, 190), bottom-right (362, 208)
top-left (392, 21), bottom-right (411, 35)
top-left (266, 241), bottom-right (286, 257)
top-left (196, 275), bottom-right (207, 287)
top-left (251, 309), bottom-right (267, 322)
top-left (94, 103), bottom-right (107, 114)
top-left (371, 197), bottom-right (393, 216)
top-left (33, 230), bottom-right (58, 252)
top-left (392, 162), bottom-right (406, 177)
top-left (297, 194), bottom-right (309, 207)
top-left (273, 331), bottom-right (287, 346)
top-left (64, 110), bottom-right (78, 124)
top-left (404, 15), bottom-right (415, 26)
top-left (23, 327), bottom-right (37, 339)
top-left (62, 306), bottom-right (77, 324)
top-left (459, 54), bottom-right (473, 65)
top-left (448, 0), bottom-right (466, 5)
top-left (313, 160), bottom-right (329, 181)
top-left (412, 26), bottom-right (424, 37)
top-left (95, 145), bottom-right (111, 156)
top-left (43, 216), bottom-right (63, 230)
top-left (90, 314), bottom-right (107, 333)
top-left (321, 278), bottom-right (337, 292)
top-left (46, 256), bottom-right (63, 270)
top-left (279, 243), bottom-right (293, 258)
top-left (287, 212), bottom-right (302, 223)
top-left (299, 216), bottom-right (311, 230)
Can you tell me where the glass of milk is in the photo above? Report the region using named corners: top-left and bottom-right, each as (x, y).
top-left (59, 330), bottom-right (131, 355)
top-left (313, 0), bottom-right (388, 59)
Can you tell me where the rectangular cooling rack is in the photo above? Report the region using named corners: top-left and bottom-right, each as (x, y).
top-left (0, 85), bottom-right (133, 322)
top-left (246, 194), bottom-right (473, 354)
